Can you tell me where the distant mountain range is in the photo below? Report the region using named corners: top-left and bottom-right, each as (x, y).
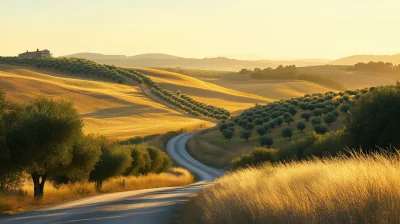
top-left (63, 52), bottom-right (400, 71)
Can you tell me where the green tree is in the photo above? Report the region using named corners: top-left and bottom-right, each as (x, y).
top-left (124, 145), bottom-right (152, 176)
top-left (282, 127), bottom-right (293, 140)
top-left (314, 124), bottom-right (328, 135)
top-left (89, 144), bottom-right (132, 189)
top-left (6, 97), bottom-right (83, 198)
top-left (256, 126), bottom-right (266, 136)
top-left (300, 112), bottom-right (311, 121)
top-left (246, 123), bottom-right (255, 131)
top-left (240, 130), bottom-right (252, 141)
top-left (312, 108), bottom-right (323, 117)
top-left (222, 129), bottom-right (234, 141)
top-left (311, 117), bottom-right (321, 126)
top-left (323, 113), bottom-right (337, 126)
top-left (340, 103), bottom-right (351, 113)
top-left (345, 86), bottom-right (400, 150)
top-left (259, 135), bottom-right (273, 148)
top-left (296, 121), bottom-right (306, 132)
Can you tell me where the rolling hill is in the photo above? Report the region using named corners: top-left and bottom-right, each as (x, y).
top-left (332, 54), bottom-right (400, 65)
top-left (65, 53), bottom-right (330, 71)
top-left (133, 68), bottom-right (272, 114)
top-left (0, 64), bottom-right (214, 139)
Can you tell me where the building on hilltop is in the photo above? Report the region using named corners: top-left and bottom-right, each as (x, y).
top-left (18, 49), bottom-right (51, 58)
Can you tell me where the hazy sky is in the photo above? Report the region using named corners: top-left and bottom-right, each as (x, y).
top-left (1, 0), bottom-right (399, 60)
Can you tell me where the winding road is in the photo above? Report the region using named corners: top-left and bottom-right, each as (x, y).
top-left (0, 132), bottom-right (223, 224)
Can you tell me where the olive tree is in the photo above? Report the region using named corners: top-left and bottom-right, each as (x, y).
top-left (6, 97), bottom-right (83, 198)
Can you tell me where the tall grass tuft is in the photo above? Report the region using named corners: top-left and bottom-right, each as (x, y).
top-left (184, 152), bottom-right (400, 223)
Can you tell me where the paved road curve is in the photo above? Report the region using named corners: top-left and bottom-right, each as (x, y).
top-left (0, 132), bottom-right (223, 224)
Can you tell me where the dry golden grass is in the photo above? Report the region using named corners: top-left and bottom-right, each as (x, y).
top-left (205, 78), bottom-right (335, 99)
top-left (184, 152), bottom-right (400, 224)
top-left (134, 68), bottom-right (272, 115)
top-left (0, 64), bottom-right (214, 139)
top-left (298, 66), bottom-right (400, 90)
top-left (0, 168), bottom-right (193, 214)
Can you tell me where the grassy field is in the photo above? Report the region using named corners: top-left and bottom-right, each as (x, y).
top-left (133, 68), bottom-right (271, 115)
top-left (145, 67), bottom-right (338, 100)
top-left (0, 64), bottom-right (214, 139)
top-left (183, 153), bottom-right (400, 223)
top-left (0, 168), bottom-right (193, 214)
top-left (188, 110), bottom-right (347, 169)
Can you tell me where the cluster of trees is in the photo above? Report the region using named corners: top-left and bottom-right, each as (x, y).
top-left (0, 93), bottom-right (171, 198)
top-left (219, 88), bottom-right (362, 147)
top-left (349, 61), bottom-right (400, 73)
top-left (230, 84), bottom-right (400, 169)
top-left (244, 65), bottom-right (297, 80)
top-left (0, 57), bottom-right (230, 120)
top-left (240, 65), bottom-right (345, 90)
top-left (123, 69), bottom-right (230, 119)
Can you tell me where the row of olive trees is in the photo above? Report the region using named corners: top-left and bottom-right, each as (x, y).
top-left (0, 57), bottom-right (230, 120)
top-left (230, 84), bottom-right (400, 169)
top-left (0, 93), bottom-right (171, 198)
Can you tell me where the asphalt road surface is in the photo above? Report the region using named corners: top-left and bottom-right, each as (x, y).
top-left (0, 132), bottom-right (223, 224)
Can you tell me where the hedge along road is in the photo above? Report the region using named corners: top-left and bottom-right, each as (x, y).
top-left (0, 132), bottom-right (224, 224)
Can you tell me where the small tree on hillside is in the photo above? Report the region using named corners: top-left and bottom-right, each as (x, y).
top-left (275, 117), bottom-right (283, 126)
top-left (323, 113), bottom-right (337, 126)
top-left (246, 123), bottom-right (255, 131)
top-left (312, 108), bottom-right (323, 117)
top-left (296, 121), bottom-right (306, 132)
top-left (311, 117), bottom-right (322, 126)
top-left (222, 129), bottom-right (234, 141)
top-left (282, 127), bottom-right (293, 140)
top-left (340, 103), bottom-right (351, 113)
top-left (301, 112), bottom-right (311, 121)
top-left (256, 126), bottom-right (266, 136)
top-left (314, 124), bottom-right (328, 135)
top-left (240, 130), bottom-right (252, 141)
top-left (288, 106), bottom-right (297, 116)
top-left (259, 135), bottom-right (274, 148)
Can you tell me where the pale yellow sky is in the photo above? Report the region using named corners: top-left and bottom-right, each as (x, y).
top-left (1, 0), bottom-right (399, 60)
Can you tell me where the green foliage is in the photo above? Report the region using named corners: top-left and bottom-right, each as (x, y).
top-left (311, 117), bottom-right (322, 126)
top-left (340, 103), bottom-right (351, 113)
top-left (323, 113), bottom-right (337, 126)
top-left (282, 127), bottom-right (293, 140)
top-left (231, 147), bottom-right (277, 169)
top-left (296, 121), bottom-right (306, 131)
top-left (256, 126), bottom-right (266, 136)
top-left (124, 145), bottom-right (152, 176)
top-left (314, 124), bottom-right (328, 135)
top-left (259, 135), bottom-right (274, 148)
top-left (312, 108), bottom-right (323, 117)
top-left (245, 123), bottom-right (255, 131)
top-left (275, 117), bottom-right (283, 126)
top-left (345, 86), bottom-right (400, 150)
top-left (219, 123), bottom-right (229, 132)
top-left (89, 144), bottom-right (132, 188)
top-left (301, 112), bottom-right (311, 121)
top-left (240, 130), bottom-right (252, 141)
top-left (222, 129), bottom-right (234, 140)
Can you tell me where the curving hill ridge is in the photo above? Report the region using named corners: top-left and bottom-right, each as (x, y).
top-left (0, 64), bottom-right (214, 139)
top-left (134, 68), bottom-right (272, 115)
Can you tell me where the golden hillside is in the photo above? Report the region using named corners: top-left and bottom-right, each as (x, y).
top-left (0, 64), bottom-right (213, 139)
top-left (134, 68), bottom-right (272, 115)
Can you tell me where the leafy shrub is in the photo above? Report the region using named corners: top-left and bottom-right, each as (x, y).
top-left (259, 135), bottom-right (274, 148)
top-left (256, 126), bottom-right (266, 136)
top-left (240, 130), bottom-right (252, 141)
top-left (314, 124), bottom-right (328, 135)
top-left (282, 127), bottom-right (293, 140)
top-left (296, 122), bottom-right (306, 131)
top-left (301, 112), bottom-right (311, 121)
top-left (311, 117), bottom-right (321, 126)
top-left (345, 85), bottom-right (400, 150)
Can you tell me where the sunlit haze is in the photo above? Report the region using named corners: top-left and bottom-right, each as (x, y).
top-left (1, 0), bottom-right (399, 59)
